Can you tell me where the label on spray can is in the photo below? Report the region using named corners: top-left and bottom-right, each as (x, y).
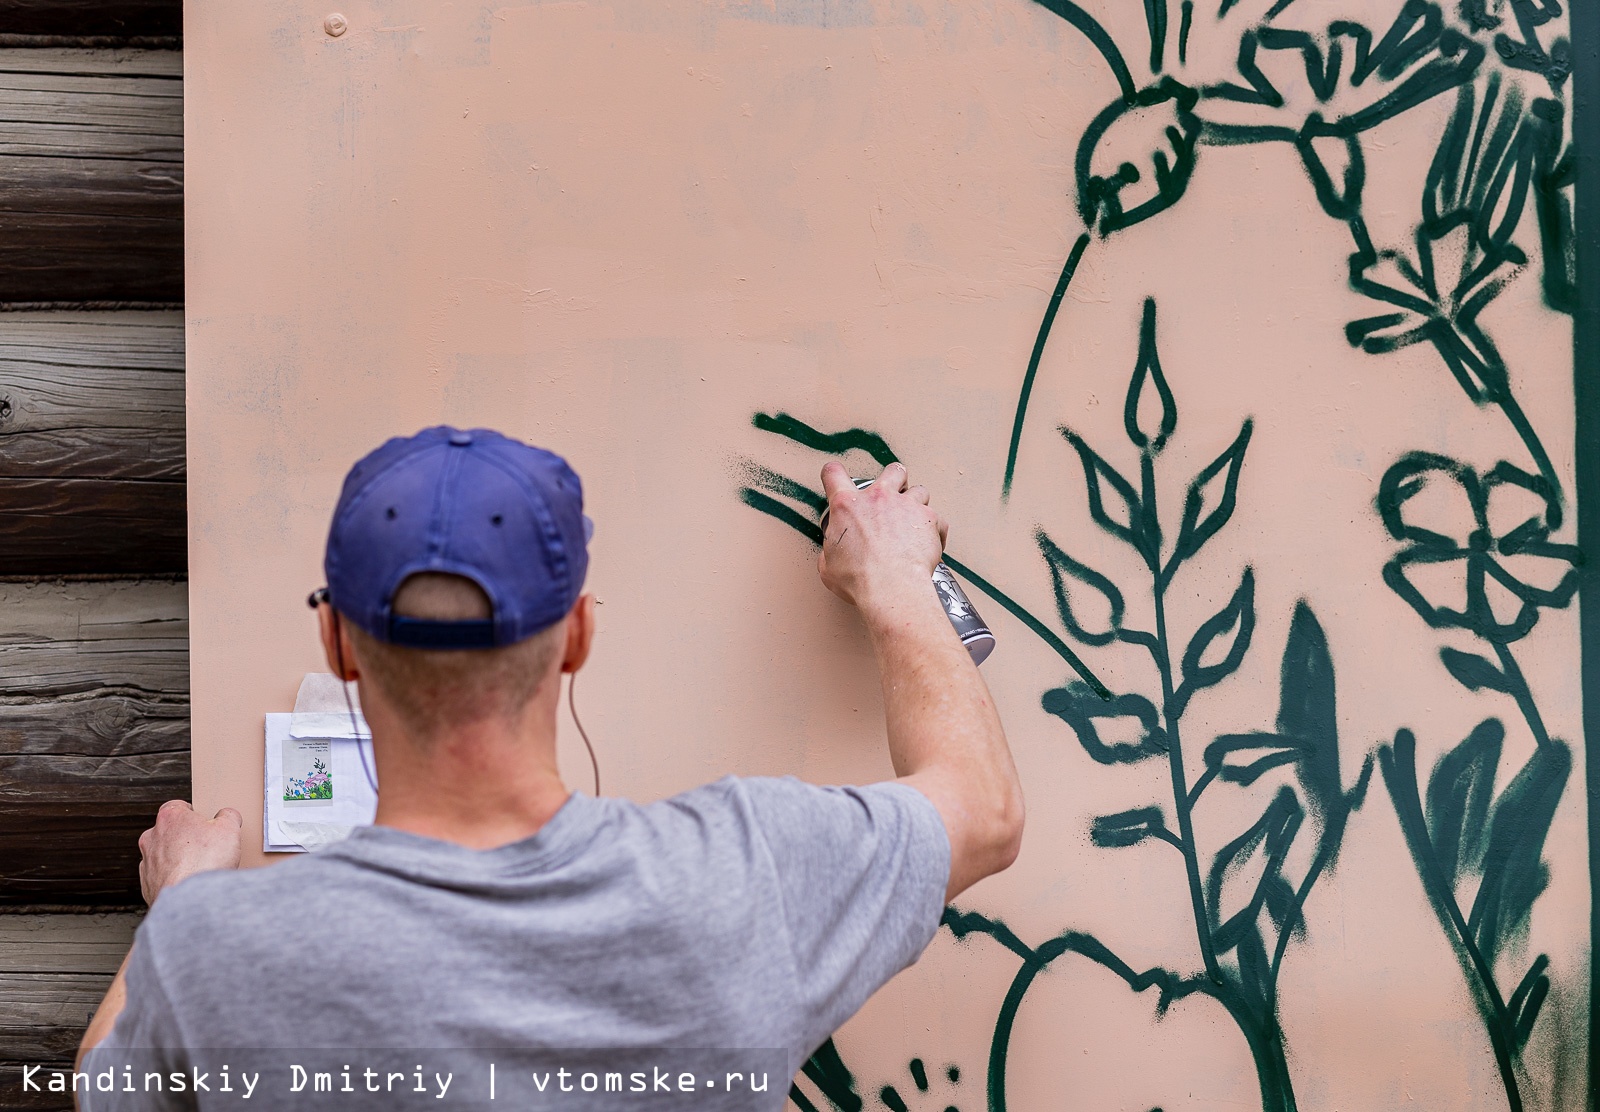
top-left (820, 477), bottom-right (996, 665)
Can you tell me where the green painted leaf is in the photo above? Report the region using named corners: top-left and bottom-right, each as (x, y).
top-left (1469, 739), bottom-right (1571, 964)
top-left (1424, 718), bottom-right (1503, 886)
top-left (1059, 429), bottom-right (1149, 559)
top-left (1208, 785), bottom-right (1303, 954)
top-left (1036, 528), bottom-right (1125, 646)
top-left (1261, 873), bottom-right (1301, 939)
top-left (1177, 568), bottom-right (1256, 711)
top-left (1205, 733), bottom-right (1300, 785)
top-left (1090, 806), bottom-right (1173, 848)
top-left (1234, 923), bottom-right (1273, 1015)
top-left (1277, 603), bottom-right (1341, 822)
top-left (1042, 684), bottom-right (1167, 765)
top-left (1509, 954), bottom-right (1551, 1049)
top-left (1124, 298), bottom-right (1178, 453)
top-left (1170, 419), bottom-right (1254, 568)
top-left (1438, 646), bottom-right (1511, 692)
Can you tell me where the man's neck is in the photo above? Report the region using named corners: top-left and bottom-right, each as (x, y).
top-left (366, 702), bottom-right (572, 851)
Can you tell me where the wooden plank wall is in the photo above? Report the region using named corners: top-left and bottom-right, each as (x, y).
top-left (0, 4), bottom-right (185, 1106)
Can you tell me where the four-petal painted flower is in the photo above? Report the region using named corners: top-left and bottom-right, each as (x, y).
top-left (1378, 452), bottom-right (1579, 642)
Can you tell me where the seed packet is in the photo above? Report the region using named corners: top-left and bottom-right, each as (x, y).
top-left (281, 738), bottom-right (334, 805)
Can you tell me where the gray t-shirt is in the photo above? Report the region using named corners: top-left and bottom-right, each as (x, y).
top-left (82, 776), bottom-right (948, 1110)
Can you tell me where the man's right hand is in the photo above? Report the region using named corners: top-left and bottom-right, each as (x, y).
top-left (816, 459), bottom-right (1023, 903)
top-left (817, 461), bottom-right (948, 615)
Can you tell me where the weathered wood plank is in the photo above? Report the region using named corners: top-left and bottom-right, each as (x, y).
top-left (0, 749), bottom-right (187, 801)
top-left (0, 693), bottom-right (186, 758)
top-left (0, 312), bottom-right (184, 482)
top-left (0, 801), bottom-right (155, 905)
top-left (0, 919), bottom-right (139, 1096)
top-left (0, 312), bottom-right (185, 569)
top-left (0, 69), bottom-right (181, 161)
top-left (0, 972), bottom-right (108, 1030)
top-left (0, 1062), bottom-right (75, 1111)
top-left (0, 51), bottom-right (178, 79)
top-left (0, 52), bottom-right (179, 304)
top-left (0, 581), bottom-right (188, 904)
top-left (0, 479), bottom-right (185, 574)
top-left (0, 2), bottom-right (179, 43)
top-left (0, 158), bottom-right (180, 305)
top-left (0, 972), bottom-right (107, 1056)
top-left (0, 914), bottom-right (138, 975)
top-left (0, 579), bottom-right (187, 698)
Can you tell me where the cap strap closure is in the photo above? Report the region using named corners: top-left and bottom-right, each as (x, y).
top-left (387, 616), bottom-right (496, 650)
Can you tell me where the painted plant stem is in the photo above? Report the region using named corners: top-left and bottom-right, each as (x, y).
top-left (1149, 554), bottom-right (1223, 981)
top-left (1379, 733), bottom-right (1527, 1112)
top-left (944, 554), bottom-right (1111, 698)
top-left (1003, 233), bottom-right (1091, 500)
top-left (1373, 439), bottom-right (1576, 1112)
top-left (1493, 640), bottom-right (1552, 748)
top-left (1344, 215), bottom-right (1563, 502)
top-left (1032, 300), bottom-right (1374, 1112)
top-left (1497, 389), bottom-right (1561, 506)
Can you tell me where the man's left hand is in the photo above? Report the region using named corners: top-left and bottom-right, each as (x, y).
top-left (138, 801), bottom-right (243, 905)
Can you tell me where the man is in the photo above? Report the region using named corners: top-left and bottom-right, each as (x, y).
top-left (77, 426), bottom-right (1023, 1109)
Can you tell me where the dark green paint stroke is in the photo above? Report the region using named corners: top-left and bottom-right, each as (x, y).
top-left (1143, 0), bottom-right (1166, 73)
top-left (739, 488), bottom-right (824, 547)
top-left (1076, 79), bottom-right (1202, 236)
top-left (796, 1039), bottom-right (863, 1112)
top-left (1380, 728), bottom-right (1572, 1112)
top-left (1003, 233), bottom-right (1090, 500)
top-left (1177, 0), bottom-right (1192, 65)
top-left (1029, 318), bottom-right (1375, 1112)
top-left (879, 1086), bottom-right (908, 1112)
top-left (942, 555), bottom-right (1112, 699)
top-left (753, 413), bottom-right (898, 467)
top-left (1027, 0), bottom-right (1136, 100)
top-left (1574, 0), bottom-right (1600, 1084)
top-left (735, 496), bottom-right (1113, 699)
top-left (942, 905), bottom-right (1035, 960)
top-left (941, 910), bottom-right (1213, 1112)
top-left (741, 459), bottom-right (828, 512)
top-left (908, 1060), bottom-right (928, 1093)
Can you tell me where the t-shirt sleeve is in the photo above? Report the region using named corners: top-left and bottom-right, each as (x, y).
top-left (79, 926), bottom-right (196, 1112)
top-left (738, 775), bottom-right (950, 1052)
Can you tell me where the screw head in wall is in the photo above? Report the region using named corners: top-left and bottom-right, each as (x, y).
top-left (324, 12), bottom-right (348, 36)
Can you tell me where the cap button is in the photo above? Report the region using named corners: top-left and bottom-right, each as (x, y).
top-left (448, 431), bottom-right (473, 447)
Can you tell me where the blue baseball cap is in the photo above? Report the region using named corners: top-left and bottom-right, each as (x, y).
top-left (322, 426), bottom-right (591, 649)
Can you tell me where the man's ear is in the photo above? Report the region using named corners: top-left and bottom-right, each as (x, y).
top-left (561, 594), bottom-right (596, 674)
top-left (318, 606), bottom-right (361, 681)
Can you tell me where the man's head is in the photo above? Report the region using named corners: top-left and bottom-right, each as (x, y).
top-left (312, 427), bottom-right (594, 743)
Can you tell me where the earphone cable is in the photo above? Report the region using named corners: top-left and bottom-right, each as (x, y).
top-left (332, 612), bottom-right (379, 795)
top-left (570, 671), bottom-right (600, 796)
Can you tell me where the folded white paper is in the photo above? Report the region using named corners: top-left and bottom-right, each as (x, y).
top-left (263, 673), bottom-right (378, 853)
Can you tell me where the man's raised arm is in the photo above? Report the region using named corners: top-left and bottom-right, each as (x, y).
top-left (816, 461), bottom-right (1024, 901)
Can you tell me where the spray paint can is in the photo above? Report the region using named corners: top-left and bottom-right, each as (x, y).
top-left (820, 477), bottom-right (995, 665)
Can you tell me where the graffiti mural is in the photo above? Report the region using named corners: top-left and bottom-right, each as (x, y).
top-left (737, 0), bottom-right (1584, 1107)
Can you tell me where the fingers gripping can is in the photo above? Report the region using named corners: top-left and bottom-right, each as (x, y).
top-left (820, 478), bottom-right (996, 665)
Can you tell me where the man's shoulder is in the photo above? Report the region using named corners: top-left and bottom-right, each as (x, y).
top-left (642, 774), bottom-right (943, 856)
top-left (661, 774), bottom-right (937, 825)
top-left (140, 851), bottom-right (353, 950)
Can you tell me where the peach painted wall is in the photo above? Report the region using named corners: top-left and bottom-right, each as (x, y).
top-left (185, 0), bottom-right (1583, 1108)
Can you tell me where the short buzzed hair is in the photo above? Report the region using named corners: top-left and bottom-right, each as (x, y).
top-left (347, 573), bottom-right (565, 742)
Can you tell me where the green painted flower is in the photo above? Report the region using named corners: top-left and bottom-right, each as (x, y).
top-left (1378, 452), bottom-right (1579, 643)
